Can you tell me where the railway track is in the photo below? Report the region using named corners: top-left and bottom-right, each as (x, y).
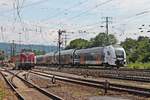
top-left (34, 67), bottom-right (150, 82)
top-left (35, 65), bottom-right (150, 72)
top-left (0, 69), bottom-right (24, 100)
top-left (0, 68), bottom-right (63, 100)
top-left (30, 69), bottom-right (150, 97)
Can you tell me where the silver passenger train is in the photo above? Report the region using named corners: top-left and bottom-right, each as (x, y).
top-left (36, 45), bottom-right (126, 68)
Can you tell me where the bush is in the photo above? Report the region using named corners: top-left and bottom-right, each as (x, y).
top-left (128, 63), bottom-right (150, 69)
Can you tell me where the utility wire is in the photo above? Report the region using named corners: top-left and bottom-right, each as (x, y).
top-left (0, 0), bottom-right (50, 15)
top-left (77, 7), bottom-right (150, 32)
top-left (58, 0), bottom-right (113, 23)
top-left (41, 0), bottom-right (89, 21)
top-left (114, 7), bottom-right (150, 26)
top-left (10, 7), bottom-right (150, 37)
top-left (3, 0), bottom-right (150, 39)
top-left (2, 0), bottom-right (111, 31)
top-left (37, 0), bottom-right (113, 31)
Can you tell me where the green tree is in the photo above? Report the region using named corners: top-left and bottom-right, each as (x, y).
top-left (66, 33), bottom-right (117, 49)
top-left (121, 36), bottom-right (150, 63)
top-left (90, 33), bottom-right (117, 47)
top-left (136, 36), bottom-right (150, 62)
top-left (0, 50), bottom-right (5, 61)
top-left (66, 38), bottom-right (90, 49)
top-left (33, 50), bottom-right (46, 55)
top-left (121, 38), bottom-right (137, 63)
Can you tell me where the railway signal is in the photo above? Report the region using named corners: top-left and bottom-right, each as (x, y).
top-left (58, 29), bottom-right (66, 66)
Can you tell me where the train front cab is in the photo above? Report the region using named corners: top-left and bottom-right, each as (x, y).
top-left (104, 45), bottom-right (126, 68)
top-left (114, 47), bottom-right (126, 67)
top-left (16, 52), bottom-right (35, 70)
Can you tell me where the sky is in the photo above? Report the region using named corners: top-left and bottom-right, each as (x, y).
top-left (0, 0), bottom-right (150, 46)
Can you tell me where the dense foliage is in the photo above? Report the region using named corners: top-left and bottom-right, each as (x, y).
top-left (33, 50), bottom-right (46, 55)
top-left (90, 33), bottom-right (117, 47)
top-left (0, 50), bottom-right (5, 61)
top-left (65, 38), bottom-right (90, 49)
top-left (121, 36), bottom-right (150, 63)
top-left (66, 33), bottom-right (117, 49)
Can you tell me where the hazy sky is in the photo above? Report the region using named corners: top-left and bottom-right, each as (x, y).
top-left (0, 0), bottom-right (150, 46)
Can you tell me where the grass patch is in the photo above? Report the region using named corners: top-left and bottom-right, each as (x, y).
top-left (0, 93), bottom-right (3, 100)
top-left (128, 63), bottom-right (150, 69)
top-left (0, 89), bottom-right (4, 100)
top-left (0, 81), bottom-right (5, 100)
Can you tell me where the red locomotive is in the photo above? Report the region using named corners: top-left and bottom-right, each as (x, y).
top-left (11, 49), bottom-right (35, 70)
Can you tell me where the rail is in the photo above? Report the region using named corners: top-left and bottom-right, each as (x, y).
top-left (0, 69), bottom-right (25, 100)
top-left (3, 69), bottom-right (64, 100)
top-left (31, 70), bottom-right (150, 97)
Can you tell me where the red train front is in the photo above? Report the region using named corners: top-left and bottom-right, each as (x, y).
top-left (15, 50), bottom-right (35, 70)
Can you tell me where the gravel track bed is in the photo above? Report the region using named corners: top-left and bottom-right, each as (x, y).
top-left (0, 71), bottom-right (18, 100)
top-left (36, 67), bottom-right (150, 77)
top-left (28, 72), bottom-right (148, 100)
top-left (34, 69), bottom-right (150, 89)
top-left (3, 71), bottom-right (52, 100)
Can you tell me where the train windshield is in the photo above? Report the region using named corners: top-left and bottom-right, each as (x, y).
top-left (115, 50), bottom-right (124, 58)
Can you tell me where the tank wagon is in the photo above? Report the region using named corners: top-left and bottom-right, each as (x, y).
top-left (36, 45), bottom-right (126, 68)
top-left (11, 50), bottom-right (35, 70)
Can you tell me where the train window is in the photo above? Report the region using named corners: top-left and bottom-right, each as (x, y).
top-left (107, 51), bottom-right (110, 55)
top-left (115, 50), bottom-right (124, 58)
top-left (85, 53), bottom-right (95, 60)
top-left (71, 55), bottom-right (73, 59)
top-left (75, 54), bottom-right (80, 59)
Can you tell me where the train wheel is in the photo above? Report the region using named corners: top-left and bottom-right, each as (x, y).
top-left (18, 66), bottom-right (20, 70)
top-left (116, 66), bottom-right (120, 69)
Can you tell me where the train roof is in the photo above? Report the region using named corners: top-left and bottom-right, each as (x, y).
top-left (76, 47), bottom-right (104, 54)
top-left (37, 49), bottom-right (76, 57)
top-left (108, 44), bottom-right (124, 48)
top-left (36, 54), bottom-right (46, 58)
top-left (56, 49), bottom-right (75, 55)
top-left (21, 52), bottom-right (34, 54)
top-left (45, 52), bottom-right (54, 56)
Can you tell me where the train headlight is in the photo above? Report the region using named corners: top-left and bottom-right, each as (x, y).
top-left (117, 58), bottom-right (124, 60)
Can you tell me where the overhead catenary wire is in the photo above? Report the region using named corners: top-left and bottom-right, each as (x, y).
top-left (34, 0), bottom-right (114, 32)
top-left (2, 0), bottom-right (150, 45)
top-left (62, 1), bottom-right (150, 32)
top-left (5, 4), bottom-right (150, 36)
top-left (7, 2), bottom-right (94, 44)
top-left (71, 7), bottom-right (150, 33)
top-left (0, 0), bottom-right (50, 17)
top-left (66, 0), bottom-right (113, 21)
top-left (41, 0), bottom-right (90, 22)
top-left (1, 0), bottom-right (112, 33)
top-left (2, 0), bottom-right (150, 30)
top-left (62, 9), bottom-right (150, 39)
top-left (40, 0), bottom-right (113, 24)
